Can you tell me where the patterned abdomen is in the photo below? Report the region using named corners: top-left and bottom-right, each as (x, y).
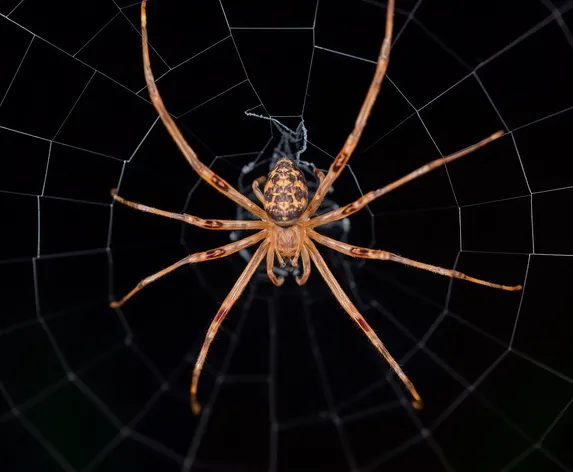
top-left (263, 158), bottom-right (308, 225)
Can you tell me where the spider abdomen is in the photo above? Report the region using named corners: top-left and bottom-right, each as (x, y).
top-left (263, 157), bottom-right (308, 225)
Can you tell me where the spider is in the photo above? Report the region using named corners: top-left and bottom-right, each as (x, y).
top-left (110, 0), bottom-right (523, 415)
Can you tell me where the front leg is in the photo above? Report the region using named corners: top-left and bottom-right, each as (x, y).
top-left (301, 0), bottom-right (395, 219)
top-left (140, 1), bottom-right (266, 220)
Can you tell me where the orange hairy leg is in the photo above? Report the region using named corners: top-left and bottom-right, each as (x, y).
top-left (110, 231), bottom-right (267, 308)
top-left (307, 131), bottom-right (504, 229)
top-left (304, 237), bottom-right (423, 410)
top-left (191, 242), bottom-right (269, 414)
top-left (140, 1), bottom-right (266, 220)
top-left (308, 230), bottom-right (523, 291)
top-left (302, 0), bottom-right (395, 219)
top-left (111, 189), bottom-right (266, 231)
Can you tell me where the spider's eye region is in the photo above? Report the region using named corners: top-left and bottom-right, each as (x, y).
top-left (263, 158), bottom-right (308, 224)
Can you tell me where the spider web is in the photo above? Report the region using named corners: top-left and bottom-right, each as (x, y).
top-left (1, 0), bottom-right (573, 471)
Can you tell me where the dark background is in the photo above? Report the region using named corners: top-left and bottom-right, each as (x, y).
top-left (1, 0), bottom-right (573, 471)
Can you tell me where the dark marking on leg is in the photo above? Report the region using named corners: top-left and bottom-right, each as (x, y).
top-left (211, 175), bottom-right (229, 191)
top-left (350, 247), bottom-right (369, 256)
top-left (205, 220), bottom-right (223, 229)
top-left (342, 204), bottom-right (355, 216)
top-left (214, 306), bottom-right (229, 323)
top-left (355, 317), bottom-right (371, 332)
top-left (332, 153), bottom-right (348, 172)
top-left (206, 248), bottom-right (226, 258)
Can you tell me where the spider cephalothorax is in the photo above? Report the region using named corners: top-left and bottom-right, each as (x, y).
top-left (263, 157), bottom-right (309, 225)
top-left (110, 0), bottom-right (523, 415)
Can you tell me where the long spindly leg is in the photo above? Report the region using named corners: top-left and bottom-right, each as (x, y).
top-left (304, 237), bottom-right (423, 410)
top-left (110, 231), bottom-right (268, 308)
top-left (111, 189), bottom-right (266, 230)
top-left (191, 241), bottom-right (269, 414)
top-left (309, 229), bottom-right (523, 291)
top-left (140, 1), bottom-right (266, 220)
top-left (295, 245), bottom-right (311, 286)
top-left (302, 0), bottom-right (395, 219)
top-left (307, 131), bottom-right (503, 229)
top-left (266, 245), bottom-right (285, 287)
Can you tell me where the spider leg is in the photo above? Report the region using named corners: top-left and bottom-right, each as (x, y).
top-left (295, 245), bottom-right (311, 286)
top-left (306, 131), bottom-right (503, 229)
top-left (110, 231), bottom-right (267, 308)
top-left (302, 0), bottom-right (395, 219)
top-left (140, 1), bottom-right (266, 220)
top-left (252, 179), bottom-right (266, 206)
top-left (191, 241), bottom-right (269, 414)
top-left (305, 237), bottom-right (422, 409)
top-left (266, 245), bottom-right (285, 287)
top-left (291, 229), bottom-right (305, 268)
top-left (314, 168), bottom-right (325, 183)
top-left (309, 229), bottom-right (522, 291)
top-left (268, 230), bottom-right (286, 268)
top-left (111, 189), bottom-right (266, 230)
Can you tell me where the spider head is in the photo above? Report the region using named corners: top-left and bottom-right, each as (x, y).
top-left (263, 157), bottom-right (309, 226)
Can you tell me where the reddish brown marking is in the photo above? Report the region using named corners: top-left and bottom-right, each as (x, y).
top-left (355, 317), bottom-right (371, 332)
top-left (350, 247), bottom-right (369, 256)
top-left (211, 176), bottom-right (229, 191)
top-left (205, 220), bottom-right (223, 228)
top-left (341, 204), bottom-right (355, 216)
top-left (206, 248), bottom-right (225, 258)
top-left (214, 306), bottom-right (229, 323)
top-left (332, 153), bottom-right (348, 172)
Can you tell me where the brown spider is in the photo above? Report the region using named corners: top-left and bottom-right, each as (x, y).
top-left (110, 0), bottom-right (523, 415)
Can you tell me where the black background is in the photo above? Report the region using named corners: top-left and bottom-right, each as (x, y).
top-left (1, 1), bottom-right (573, 471)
